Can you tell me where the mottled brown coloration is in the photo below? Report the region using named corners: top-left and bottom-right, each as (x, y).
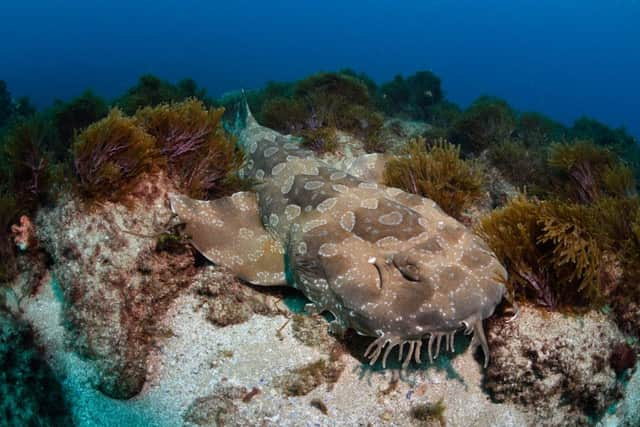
top-left (169, 106), bottom-right (507, 368)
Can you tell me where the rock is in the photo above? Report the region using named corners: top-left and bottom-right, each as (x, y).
top-left (486, 305), bottom-right (627, 425)
top-left (35, 174), bottom-right (198, 399)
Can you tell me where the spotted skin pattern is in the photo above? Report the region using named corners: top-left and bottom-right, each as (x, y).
top-left (170, 109), bottom-right (507, 369)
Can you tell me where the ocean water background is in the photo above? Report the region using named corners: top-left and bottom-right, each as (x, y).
top-left (1, 0), bottom-right (639, 137)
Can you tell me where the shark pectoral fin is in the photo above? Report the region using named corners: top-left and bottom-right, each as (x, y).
top-left (344, 153), bottom-right (389, 183)
top-left (169, 192), bottom-right (287, 286)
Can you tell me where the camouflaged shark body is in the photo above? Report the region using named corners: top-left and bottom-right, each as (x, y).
top-left (169, 110), bottom-right (507, 368)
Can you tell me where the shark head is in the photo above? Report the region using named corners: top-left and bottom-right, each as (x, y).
top-left (288, 190), bottom-right (507, 369)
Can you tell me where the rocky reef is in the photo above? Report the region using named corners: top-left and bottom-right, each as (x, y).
top-left (0, 70), bottom-right (638, 426)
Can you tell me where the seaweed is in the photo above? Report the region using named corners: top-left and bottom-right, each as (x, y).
top-left (72, 108), bottom-right (159, 202)
top-left (0, 194), bottom-right (18, 283)
top-left (136, 98), bottom-right (244, 199)
top-left (377, 70), bottom-right (443, 120)
top-left (570, 116), bottom-right (635, 148)
top-left (52, 90), bottom-right (109, 151)
top-left (0, 80), bottom-right (12, 128)
top-left (406, 70), bottom-right (443, 119)
top-left (516, 111), bottom-right (566, 147)
top-left (476, 196), bottom-right (606, 308)
top-left (252, 71), bottom-right (384, 153)
top-left (300, 126), bottom-right (339, 154)
top-left (487, 139), bottom-right (551, 195)
top-left (378, 74), bottom-right (410, 116)
top-left (294, 71), bottom-right (370, 107)
top-left (117, 74), bottom-right (213, 115)
top-left (0, 81), bottom-right (35, 129)
top-left (1, 117), bottom-right (59, 211)
top-left (449, 96), bottom-right (516, 153)
top-left (261, 96), bottom-right (308, 133)
top-left (548, 140), bottom-right (636, 203)
top-left (411, 398), bottom-right (446, 426)
top-left (383, 138), bottom-right (484, 219)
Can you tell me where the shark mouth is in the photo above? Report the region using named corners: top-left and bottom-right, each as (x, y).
top-left (363, 318), bottom-right (490, 369)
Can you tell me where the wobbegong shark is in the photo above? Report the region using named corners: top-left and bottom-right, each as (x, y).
top-left (169, 105), bottom-right (507, 369)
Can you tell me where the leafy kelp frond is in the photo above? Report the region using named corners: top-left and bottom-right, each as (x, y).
top-left (476, 196), bottom-right (607, 309)
top-left (548, 140), bottom-right (636, 203)
top-left (449, 96), bottom-right (516, 153)
top-left (72, 108), bottom-right (158, 202)
top-left (136, 99), bottom-right (243, 199)
top-left (383, 138), bottom-right (484, 219)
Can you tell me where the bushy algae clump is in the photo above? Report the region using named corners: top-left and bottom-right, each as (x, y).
top-left (52, 89), bottom-right (109, 150)
top-left (548, 140), bottom-right (636, 203)
top-left (476, 193), bottom-right (640, 311)
top-left (117, 74), bottom-right (214, 115)
top-left (136, 98), bottom-right (244, 199)
top-left (72, 108), bottom-right (158, 202)
top-left (449, 96), bottom-right (516, 153)
top-left (71, 99), bottom-right (244, 203)
top-left (240, 71), bottom-right (386, 153)
top-left (383, 138), bottom-right (484, 219)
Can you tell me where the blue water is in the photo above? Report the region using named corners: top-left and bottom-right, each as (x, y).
top-left (1, 0), bottom-right (639, 137)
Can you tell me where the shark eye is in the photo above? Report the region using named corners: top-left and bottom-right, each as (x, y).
top-left (399, 264), bottom-right (421, 282)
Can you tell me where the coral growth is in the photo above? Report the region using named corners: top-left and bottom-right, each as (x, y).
top-left (10, 215), bottom-right (35, 251)
top-left (383, 138), bottom-right (484, 219)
